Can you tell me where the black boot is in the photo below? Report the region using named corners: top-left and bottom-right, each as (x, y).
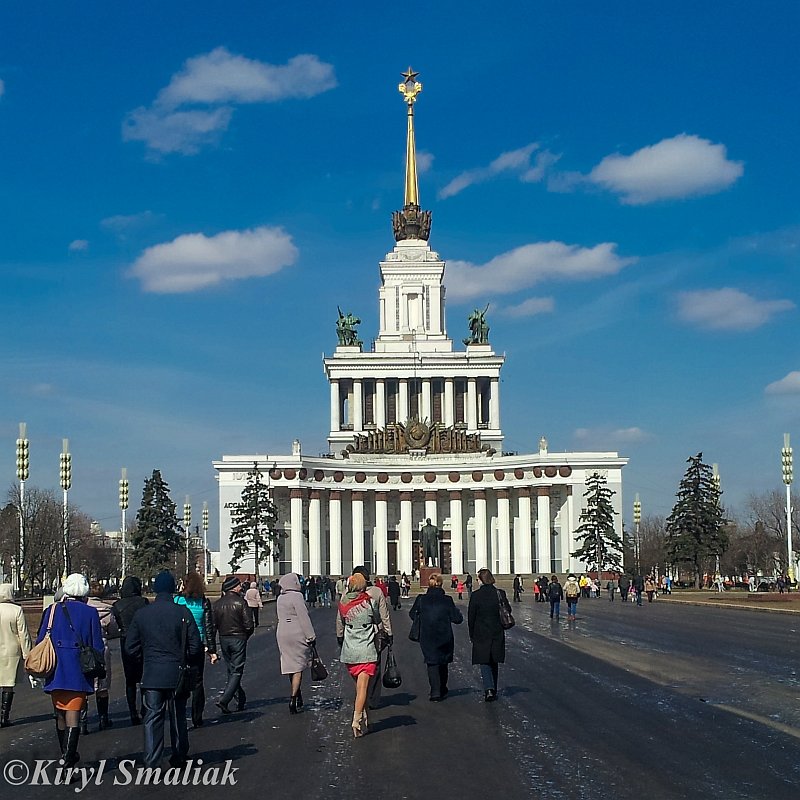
top-left (0, 689), bottom-right (13, 728)
top-left (60, 727), bottom-right (81, 768)
top-left (79, 705), bottom-right (89, 735)
top-left (296, 689), bottom-right (303, 710)
top-left (56, 723), bottom-right (66, 755)
top-left (289, 696), bottom-right (299, 714)
top-left (97, 696), bottom-right (113, 730)
top-left (126, 685), bottom-right (141, 725)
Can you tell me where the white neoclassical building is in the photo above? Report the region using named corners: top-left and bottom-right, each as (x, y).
top-left (214, 70), bottom-right (627, 578)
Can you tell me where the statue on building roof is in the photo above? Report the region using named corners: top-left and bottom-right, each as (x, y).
top-left (463, 304), bottom-right (490, 346)
top-left (336, 307), bottom-right (363, 347)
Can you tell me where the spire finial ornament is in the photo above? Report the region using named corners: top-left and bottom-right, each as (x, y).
top-left (392, 66), bottom-right (432, 242)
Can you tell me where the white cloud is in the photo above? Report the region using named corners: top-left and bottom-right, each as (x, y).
top-left (439, 143), bottom-right (558, 199)
top-left (446, 241), bottom-right (635, 302)
top-left (101, 210), bottom-right (159, 232)
top-left (68, 239), bottom-right (89, 252)
top-left (501, 297), bottom-right (555, 318)
top-left (574, 426), bottom-right (651, 445)
top-left (587, 134), bottom-right (743, 204)
top-left (676, 288), bottom-right (794, 331)
top-left (417, 151), bottom-right (434, 174)
top-left (765, 371), bottom-right (800, 395)
top-left (129, 226), bottom-right (298, 293)
top-left (123, 48), bottom-right (336, 156)
top-left (123, 106), bottom-right (234, 156)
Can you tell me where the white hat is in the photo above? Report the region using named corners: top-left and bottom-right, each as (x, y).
top-left (61, 573), bottom-right (90, 598)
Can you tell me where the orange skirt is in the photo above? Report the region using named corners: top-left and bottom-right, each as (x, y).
top-left (346, 663), bottom-right (377, 678)
top-left (51, 690), bottom-right (87, 712)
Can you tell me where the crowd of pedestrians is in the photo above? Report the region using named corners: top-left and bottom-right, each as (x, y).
top-left (0, 560), bottom-right (692, 770)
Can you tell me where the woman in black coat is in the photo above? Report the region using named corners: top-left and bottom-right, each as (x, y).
top-left (409, 573), bottom-right (463, 701)
top-left (467, 568), bottom-right (505, 701)
top-left (112, 576), bottom-right (149, 725)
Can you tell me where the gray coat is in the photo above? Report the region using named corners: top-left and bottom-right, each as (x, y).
top-left (276, 575), bottom-right (316, 675)
top-left (336, 591), bottom-right (381, 665)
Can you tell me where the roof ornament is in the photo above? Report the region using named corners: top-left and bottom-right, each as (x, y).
top-left (392, 67), bottom-right (432, 242)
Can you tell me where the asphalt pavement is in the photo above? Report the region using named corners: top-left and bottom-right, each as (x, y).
top-left (2, 594), bottom-right (799, 799)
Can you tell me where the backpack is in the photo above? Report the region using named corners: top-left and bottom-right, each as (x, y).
top-left (565, 581), bottom-right (580, 599)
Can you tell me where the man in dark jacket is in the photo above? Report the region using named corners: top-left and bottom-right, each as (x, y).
top-left (632, 574), bottom-right (645, 606)
top-left (619, 574), bottom-right (631, 603)
top-left (547, 575), bottom-right (563, 619)
top-left (125, 571), bottom-right (201, 769)
top-left (112, 576), bottom-right (149, 725)
top-left (214, 576), bottom-right (254, 714)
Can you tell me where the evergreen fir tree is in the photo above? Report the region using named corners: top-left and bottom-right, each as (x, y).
top-left (229, 463), bottom-right (278, 578)
top-left (130, 469), bottom-right (184, 582)
top-left (571, 472), bottom-right (623, 576)
top-left (665, 452), bottom-right (727, 587)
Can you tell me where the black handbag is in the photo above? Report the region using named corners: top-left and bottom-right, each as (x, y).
top-left (498, 589), bottom-right (515, 630)
top-left (174, 614), bottom-right (196, 695)
top-left (408, 612), bottom-right (421, 642)
top-left (62, 602), bottom-right (106, 681)
top-left (382, 646), bottom-right (402, 689)
top-left (309, 643), bottom-right (328, 681)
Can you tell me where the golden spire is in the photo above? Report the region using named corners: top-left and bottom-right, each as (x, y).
top-left (398, 67), bottom-right (423, 207)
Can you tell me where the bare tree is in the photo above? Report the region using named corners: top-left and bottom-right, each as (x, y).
top-left (638, 514), bottom-right (667, 576)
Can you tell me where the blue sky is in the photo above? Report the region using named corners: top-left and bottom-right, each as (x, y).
top-left (1, 2), bottom-right (798, 547)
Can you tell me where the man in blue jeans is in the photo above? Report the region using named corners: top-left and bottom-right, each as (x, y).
top-left (213, 576), bottom-right (254, 714)
top-left (547, 575), bottom-right (563, 619)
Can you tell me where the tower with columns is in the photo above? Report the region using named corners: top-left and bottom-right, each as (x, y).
top-left (214, 69), bottom-right (627, 579)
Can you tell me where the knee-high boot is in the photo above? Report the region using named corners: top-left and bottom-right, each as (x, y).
top-left (60, 727), bottom-right (81, 768)
top-left (0, 689), bottom-right (13, 728)
top-left (79, 704), bottom-right (89, 735)
top-left (126, 684), bottom-right (141, 725)
top-left (97, 695), bottom-right (113, 730)
top-left (56, 722), bottom-right (66, 755)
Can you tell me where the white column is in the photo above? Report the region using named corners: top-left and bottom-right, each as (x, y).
top-left (537, 488), bottom-right (552, 575)
top-left (497, 489), bottom-right (511, 574)
top-left (490, 378), bottom-right (500, 430)
top-left (309, 491), bottom-right (322, 575)
top-left (290, 489), bottom-right (304, 574)
top-left (564, 487), bottom-right (575, 573)
top-left (444, 378), bottom-right (454, 427)
top-left (375, 493), bottom-right (389, 575)
top-left (449, 491), bottom-right (463, 574)
top-left (516, 489), bottom-right (532, 574)
top-left (351, 491), bottom-right (365, 567)
top-left (398, 378), bottom-right (409, 422)
top-left (467, 378), bottom-right (477, 430)
top-left (399, 492), bottom-right (413, 575)
top-left (329, 491), bottom-right (342, 575)
top-left (353, 379), bottom-right (363, 432)
top-left (330, 380), bottom-right (339, 432)
top-left (424, 491), bottom-right (438, 525)
top-left (474, 490), bottom-right (488, 570)
top-left (421, 378), bottom-right (432, 421)
top-left (376, 380), bottom-right (386, 428)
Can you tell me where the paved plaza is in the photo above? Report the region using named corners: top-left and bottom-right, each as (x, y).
top-left (1, 596), bottom-right (798, 799)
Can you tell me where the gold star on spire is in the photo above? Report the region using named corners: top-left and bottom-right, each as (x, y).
top-left (398, 67), bottom-right (423, 105)
top-left (401, 66), bottom-right (420, 83)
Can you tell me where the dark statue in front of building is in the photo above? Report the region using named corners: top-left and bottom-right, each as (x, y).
top-left (421, 518), bottom-right (440, 566)
top-left (336, 307), bottom-right (363, 347)
top-left (463, 304), bottom-right (490, 346)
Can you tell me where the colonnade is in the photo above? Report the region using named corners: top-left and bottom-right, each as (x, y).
top-left (282, 485), bottom-right (574, 577)
top-left (329, 376), bottom-right (500, 431)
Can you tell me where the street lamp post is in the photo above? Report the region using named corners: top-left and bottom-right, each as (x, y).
top-left (119, 469), bottom-right (129, 578)
top-left (633, 494), bottom-right (641, 575)
top-left (712, 463), bottom-right (722, 582)
top-left (184, 496), bottom-right (192, 574)
top-left (15, 423), bottom-right (29, 593)
top-left (202, 501), bottom-right (209, 582)
top-left (782, 434), bottom-right (794, 582)
top-left (59, 439), bottom-right (72, 578)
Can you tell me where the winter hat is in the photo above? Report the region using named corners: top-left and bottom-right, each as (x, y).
top-left (250, 581), bottom-right (257, 589)
top-left (221, 576), bottom-right (241, 593)
top-left (153, 570), bottom-right (177, 594)
top-left (61, 573), bottom-right (90, 598)
top-left (278, 573), bottom-right (301, 592)
top-left (0, 583), bottom-right (14, 602)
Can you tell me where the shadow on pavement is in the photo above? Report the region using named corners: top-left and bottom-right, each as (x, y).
top-left (369, 714), bottom-right (417, 732)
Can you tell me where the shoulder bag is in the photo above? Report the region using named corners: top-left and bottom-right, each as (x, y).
top-left (408, 599), bottom-right (422, 642)
top-left (25, 603), bottom-right (58, 680)
top-left (174, 613), bottom-right (196, 695)
top-left (382, 645), bottom-right (402, 688)
top-left (309, 643), bottom-right (328, 681)
top-left (61, 602), bottom-right (106, 680)
top-left (498, 588), bottom-right (515, 631)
